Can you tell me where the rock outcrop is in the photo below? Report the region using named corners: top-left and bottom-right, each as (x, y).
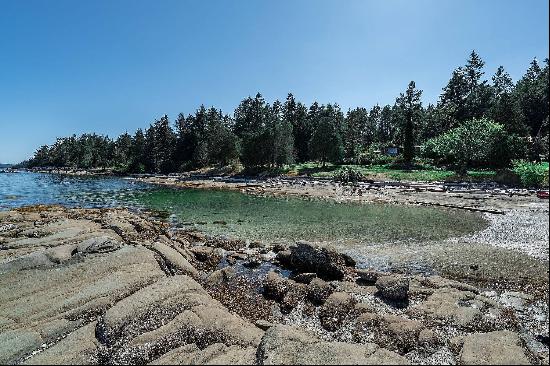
top-left (0, 206), bottom-right (545, 365)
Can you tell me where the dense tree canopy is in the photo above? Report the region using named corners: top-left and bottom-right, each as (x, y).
top-left (25, 52), bottom-right (549, 172)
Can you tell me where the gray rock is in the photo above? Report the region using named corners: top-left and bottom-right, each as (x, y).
top-left (205, 267), bottom-right (236, 287)
top-left (77, 236), bottom-right (121, 254)
top-left (292, 272), bottom-right (317, 284)
top-left (22, 322), bottom-right (99, 365)
top-left (151, 241), bottom-right (198, 277)
top-left (150, 343), bottom-right (257, 365)
top-left (319, 292), bottom-right (356, 331)
top-left (189, 245), bottom-right (216, 261)
top-left (257, 325), bottom-right (409, 365)
top-left (255, 320), bottom-right (275, 331)
top-left (287, 241), bottom-right (351, 280)
top-left (376, 275), bottom-right (409, 302)
top-left (377, 315), bottom-right (425, 352)
top-left (0, 329), bottom-right (43, 364)
top-left (306, 278), bottom-right (333, 305)
top-left (408, 288), bottom-right (481, 328)
top-left (459, 330), bottom-right (530, 365)
top-left (263, 272), bottom-right (290, 301)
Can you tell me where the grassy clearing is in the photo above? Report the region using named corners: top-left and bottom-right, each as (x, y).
top-left (278, 162), bottom-right (502, 183)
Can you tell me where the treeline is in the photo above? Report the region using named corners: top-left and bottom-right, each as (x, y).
top-left (25, 51), bottom-right (549, 173)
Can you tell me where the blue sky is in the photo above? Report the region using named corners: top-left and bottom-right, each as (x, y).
top-left (0, 0), bottom-right (548, 163)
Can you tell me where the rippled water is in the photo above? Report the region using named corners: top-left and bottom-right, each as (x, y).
top-left (0, 171), bottom-right (486, 244)
top-left (0, 171), bottom-right (150, 209)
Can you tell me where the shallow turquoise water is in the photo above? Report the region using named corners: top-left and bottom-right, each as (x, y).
top-left (0, 172), bottom-right (486, 244)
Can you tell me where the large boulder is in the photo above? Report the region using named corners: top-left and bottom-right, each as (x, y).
top-left (263, 272), bottom-right (291, 302)
top-left (459, 331), bottom-right (530, 365)
top-left (306, 278), bottom-right (334, 305)
top-left (257, 325), bottom-right (409, 365)
top-left (376, 315), bottom-right (425, 353)
top-left (286, 241), bottom-right (353, 280)
top-left (375, 275), bottom-right (409, 302)
top-left (319, 292), bottom-right (357, 331)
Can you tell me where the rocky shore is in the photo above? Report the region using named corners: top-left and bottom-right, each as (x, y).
top-left (0, 205), bottom-right (548, 365)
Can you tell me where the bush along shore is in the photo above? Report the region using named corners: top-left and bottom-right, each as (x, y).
top-left (0, 205), bottom-right (548, 365)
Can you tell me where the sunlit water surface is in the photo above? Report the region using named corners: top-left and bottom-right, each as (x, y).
top-left (0, 172), bottom-right (486, 244)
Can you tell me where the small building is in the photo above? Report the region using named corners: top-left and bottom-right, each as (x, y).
top-left (385, 146), bottom-right (400, 156)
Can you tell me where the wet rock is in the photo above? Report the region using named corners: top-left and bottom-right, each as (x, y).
top-left (275, 250), bottom-right (291, 266)
top-left (319, 292), bottom-right (356, 331)
top-left (291, 272), bottom-right (317, 284)
top-left (280, 285), bottom-right (307, 314)
top-left (271, 243), bottom-right (287, 253)
top-left (228, 252), bottom-right (248, 261)
top-left (376, 274), bottom-right (409, 302)
top-left (263, 272), bottom-right (290, 301)
top-left (242, 255), bottom-right (262, 268)
top-left (189, 245), bottom-right (216, 261)
top-left (356, 268), bottom-right (380, 284)
top-left (257, 325), bottom-right (409, 365)
top-left (306, 278), bottom-right (334, 305)
top-left (459, 331), bottom-right (530, 365)
top-left (286, 241), bottom-right (351, 280)
top-left (205, 267), bottom-right (236, 287)
top-left (248, 240), bottom-right (263, 249)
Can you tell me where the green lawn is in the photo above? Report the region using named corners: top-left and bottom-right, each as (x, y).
top-left (278, 162), bottom-right (499, 183)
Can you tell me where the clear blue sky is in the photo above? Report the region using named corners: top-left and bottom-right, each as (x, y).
top-left (0, 0), bottom-right (548, 163)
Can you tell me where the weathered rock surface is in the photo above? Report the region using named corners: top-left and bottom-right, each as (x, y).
top-left (285, 241), bottom-right (353, 280)
top-left (376, 275), bottom-right (410, 302)
top-left (0, 206), bottom-right (543, 365)
top-left (151, 241), bottom-right (198, 277)
top-left (408, 288), bottom-right (481, 328)
top-left (22, 322), bottom-right (99, 365)
top-left (459, 331), bottom-right (531, 365)
top-left (319, 292), bottom-right (357, 331)
top-left (257, 325), bottom-right (410, 365)
top-left (150, 343), bottom-right (257, 365)
top-left (306, 277), bottom-right (334, 305)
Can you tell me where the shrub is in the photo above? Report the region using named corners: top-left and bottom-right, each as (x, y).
top-left (358, 145), bottom-right (396, 166)
top-left (512, 160), bottom-right (549, 188)
top-left (332, 167), bottom-right (366, 184)
top-left (423, 118), bottom-right (526, 171)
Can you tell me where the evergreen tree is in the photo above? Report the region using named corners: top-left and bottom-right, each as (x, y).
top-left (283, 94), bottom-right (310, 162)
top-left (396, 81), bottom-right (423, 166)
top-left (344, 107), bottom-right (369, 161)
top-left (309, 104), bottom-right (345, 166)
